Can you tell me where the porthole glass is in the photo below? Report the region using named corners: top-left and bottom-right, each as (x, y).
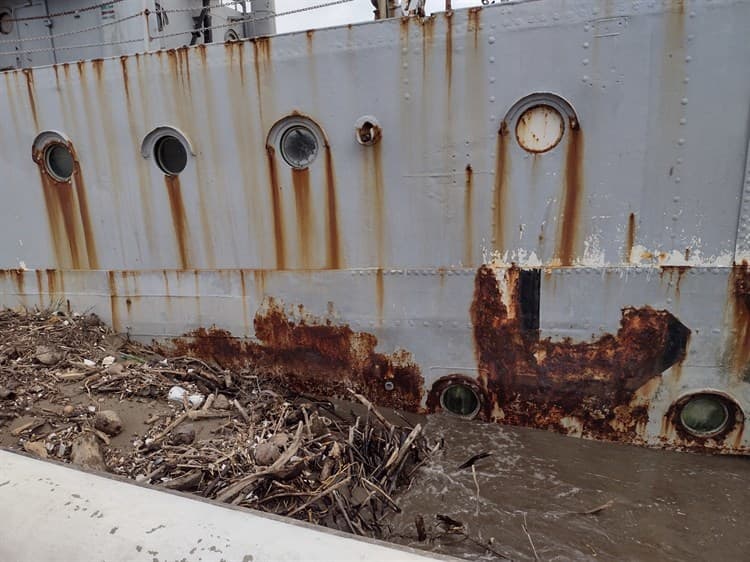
top-left (225, 29), bottom-right (239, 42)
top-left (679, 395), bottom-right (730, 437)
top-left (280, 125), bottom-right (318, 169)
top-left (44, 144), bottom-right (75, 181)
top-left (0, 12), bottom-right (12, 35)
top-left (515, 104), bottom-right (564, 153)
top-left (154, 135), bottom-right (188, 175)
top-left (440, 383), bottom-right (480, 417)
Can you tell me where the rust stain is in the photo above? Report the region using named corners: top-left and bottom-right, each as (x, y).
top-left (364, 143), bottom-right (385, 266)
top-left (444, 11), bottom-right (453, 89)
top-left (240, 270), bottom-right (249, 336)
top-left (292, 168), bottom-right (313, 268)
top-left (162, 298), bottom-right (424, 411)
top-left (45, 269), bottom-right (63, 296)
top-left (164, 175), bottom-right (191, 269)
top-left (660, 265), bottom-right (690, 300)
top-left (729, 264), bottom-right (750, 376)
top-left (71, 155), bottom-right (99, 269)
top-left (35, 143), bottom-right (98, 269)
top-left (35, 271), bottom-right (43, 303)
top-left (452, 265), bottom-right (691, 444)
top-left (625, 212), bottom-right (636, 263)
top-left (119, 57), bottom-right (130, 102)
top-left (266, 146), bottom-right (286, 269)
top-left (252, 38), bottom-right (272, 124)
top-left (464, 164), bottom-right (474, 266)
top-left (376, 268), bottom-right (384, 326)
top-left (107, 271), bottom-right (120, 333)
top-left (467, 7), bottom-right (481, 49)
top-left (22, 69), bottom-right (38, 128)
top-left (556, 128), bottom-right (585, 266)
top-left (324, 146), bottom-right (342, 269)
top-left (492, 121), bottom-right (510, 253)
top-left (91, 58), bottom-right (104, 82)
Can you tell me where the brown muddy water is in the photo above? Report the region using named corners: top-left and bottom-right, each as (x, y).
top-left (386, 414), bottom-right (749, 561)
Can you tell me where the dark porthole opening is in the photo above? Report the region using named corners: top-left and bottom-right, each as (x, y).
top-left (678, 394), bottom-right (731, 438)
top-left (154, 135), bottom-right (188, 176)
top-left (440, 383), bottom-right (480, 418)
top-left (44, 143), bottom-right (75, 182)
top-left (280, 125), bottom-right (318, 169)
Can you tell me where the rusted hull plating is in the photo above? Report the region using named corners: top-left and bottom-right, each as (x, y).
top-left (0, 0), bottom-right (749, 454)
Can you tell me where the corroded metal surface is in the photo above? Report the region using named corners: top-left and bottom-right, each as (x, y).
top-left (0, 0), bottom-right (749, 454)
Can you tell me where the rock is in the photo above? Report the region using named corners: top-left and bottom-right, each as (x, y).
top-left (62, 404), bottom-right (75, 416)
top-left (71, 433), bottom-right (106, 471)
top-left (213, 394), bottom-right (230, 410)
top-left (93, 410), bottom-right (123, 436)
top-left (254, 442), bottom-right (281, 466)
top-left (34, 345), bottom-right (63, 366)
top-left (171, 424), bottom-right (196, 445)
top-left (0, 387), bottom-right (16, 400)
top-left (23, 440), bottom-right (48, 459)
top-left (101, 355), bottom-right (116, 367)
top-left (269, 432), bottom-right (289, 448)
top-left (105, 362), bottom-right (125, 375)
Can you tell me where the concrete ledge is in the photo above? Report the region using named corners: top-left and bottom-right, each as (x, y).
top-left (0, 450), bottom-right (445, 562)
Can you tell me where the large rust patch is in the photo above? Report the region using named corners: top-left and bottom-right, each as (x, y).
top-left (459, 265), bottom-right (690, 442)
top-left (162, 298), bottom-right (424, 411)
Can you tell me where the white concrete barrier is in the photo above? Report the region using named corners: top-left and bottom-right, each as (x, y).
top-left (0, 450), bottom-right (446, 562)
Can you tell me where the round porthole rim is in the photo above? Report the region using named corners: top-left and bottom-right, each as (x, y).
top-left (266, 113), bottom-right (328, 170)
top-left (670, 389), bottom-right (744, 440)
top-left (32, 130), bottom-right (76, 182)
top-left (141, 126), bottom-right (196, 160)
top-left (503, 92), bottom-right (580, 132)
top-left (438, 380), bottom-right (482, 419)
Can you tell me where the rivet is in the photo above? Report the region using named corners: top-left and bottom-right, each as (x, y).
top-left (582, 75), bottom-right (589, 82)
top-left (583, 24), bottom-right (590, 32)
top-left (679, 118), bottom-right (687, 125)
top-left (675, 177), bottom-right (681, 183)
top-left (489, 55), bottom-right (495, 63)
top-left (489, 96), bottom-right (496, 103)
top-left (683, 77), bottom-right (690, 84)
top-left (680, 97), bottom-right (688, 105)
top-left (582, 58), bottom-right (589, 65)
top-left (583, 41), bottom-right (589, 48)
top-left (673, 196), bottom-right (680, 203)
top-left (677, 138), bottom-right (685, 146)
top-left (489, 76), bottom-right (496, 83)
top-left (685, 56), bottom-right (692, 62)
top-left (404, 93), bottom-right (410, 100)
top-left (488, 36), bottom-right (496, 44)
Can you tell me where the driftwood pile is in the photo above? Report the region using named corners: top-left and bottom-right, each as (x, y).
top-left (0, 307), bottom-right (438, 539)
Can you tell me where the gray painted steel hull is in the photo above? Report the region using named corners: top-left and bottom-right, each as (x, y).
top-left (0, 0), bottom-right (749, 453)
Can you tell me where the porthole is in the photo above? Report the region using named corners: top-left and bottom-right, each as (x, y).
top-left (44, 143), bottom-right (75, 182)
top-left (440, 383), bottom-right (480, 418)
top-left (280, 125), bottom-right (318, 169)
top-left (515, 105), bottom-right (564, 153)
top-left (0, 11), bottom-right (12, 35)
top-left (224, 29), bottom-right (239, 42)
top-left (153, 135), bottom-right (188, 176)
top-left (678, 394), bottom-right (730, 438)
